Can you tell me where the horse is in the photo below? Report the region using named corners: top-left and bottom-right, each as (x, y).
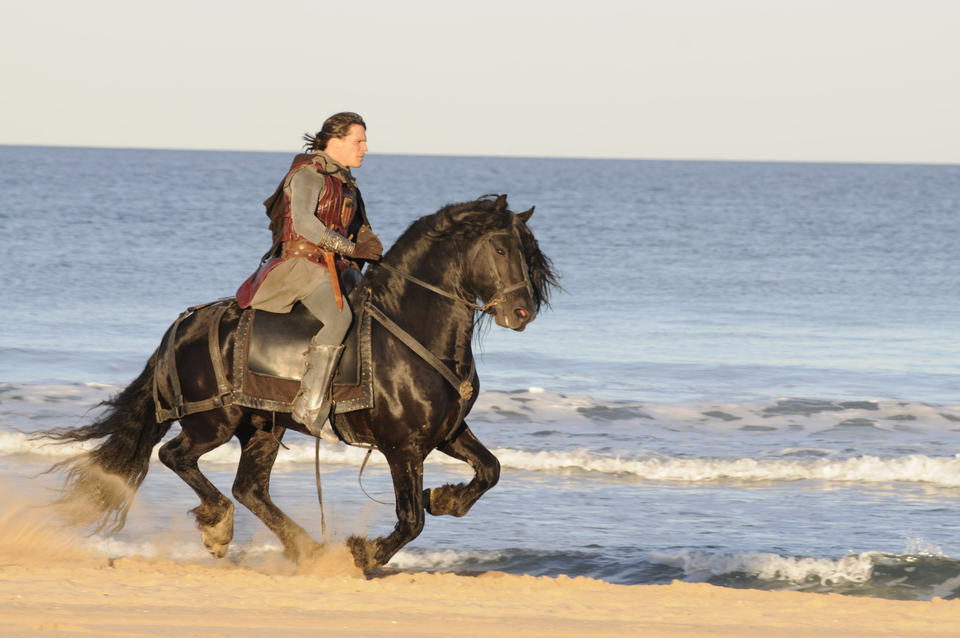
top-left (39, 194), bottom-right (558, 569)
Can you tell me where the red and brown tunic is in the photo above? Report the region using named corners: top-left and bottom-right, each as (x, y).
top-left (236, 151), bottom-right (370, 312)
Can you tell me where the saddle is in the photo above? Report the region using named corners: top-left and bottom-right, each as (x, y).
top-left (235, 301), bottom-right (373, 414)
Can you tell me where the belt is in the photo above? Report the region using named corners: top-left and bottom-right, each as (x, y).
top-left (281, 239), bottom-right (326, 263)
top-left (280, 240), bottom-right (344, 311)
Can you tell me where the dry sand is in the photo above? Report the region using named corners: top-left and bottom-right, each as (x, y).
top-left (1, 487), bottom-right (958, 637)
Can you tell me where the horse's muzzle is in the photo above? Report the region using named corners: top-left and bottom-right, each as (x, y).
top-left (495, 305), bottom-right (536, 331)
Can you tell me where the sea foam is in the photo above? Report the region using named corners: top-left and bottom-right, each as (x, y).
top-left (5, 383), bottom-right (960, 487)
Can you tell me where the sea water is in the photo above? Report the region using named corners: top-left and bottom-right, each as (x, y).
top-left (1, 145), bottom-right (958, 600)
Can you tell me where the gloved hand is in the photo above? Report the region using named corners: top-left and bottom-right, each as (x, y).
top-left (352, 225), bottom-right (383, 261)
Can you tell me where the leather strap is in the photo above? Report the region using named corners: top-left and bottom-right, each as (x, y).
top-left (366, 303), bottom-right (474, 445)
top-left (377, 262), bottom-right (478, 309)
top-left (154, 299), bottom-right (234, 422)
top-left (206, 302), bottom-right (231, 400)
top-left (281, 239), bottom-right (326, 262)
top-left (366, 304), bottom-right (468, 396)
top-left (323, 252), bottom-right (344, 311)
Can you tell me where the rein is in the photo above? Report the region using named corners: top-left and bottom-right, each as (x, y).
top-left (376, 262), bottom-right (528, 313)
top-left (377, 262), bottom-right (491, 311)
top-left (375, 225), bottom-right (533, 314)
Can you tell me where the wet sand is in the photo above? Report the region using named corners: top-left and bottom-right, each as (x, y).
top-left (3, 558), bottom-right (959, 637)
top-left (2, 540), bottom-right (959, 636)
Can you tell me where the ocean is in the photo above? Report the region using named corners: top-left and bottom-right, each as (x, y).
top-left (1, 145), bottom-right (959, 600)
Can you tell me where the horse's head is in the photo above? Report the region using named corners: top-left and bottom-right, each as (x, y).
top-left (446, 195), bottom-right (558, 331)
top-left (379, 194), bottom-right (559, 332)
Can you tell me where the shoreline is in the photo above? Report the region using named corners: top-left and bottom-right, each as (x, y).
top-left (2, 556), bottom-right (958, 637)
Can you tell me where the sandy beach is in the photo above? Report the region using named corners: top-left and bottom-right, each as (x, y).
top-left (3, 554), bottom-right (960, 637)
top-left (1, 494), bottom-right (958, 638)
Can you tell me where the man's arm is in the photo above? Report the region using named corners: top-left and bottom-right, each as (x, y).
top-left (288, 168), bottom-right (357, 255)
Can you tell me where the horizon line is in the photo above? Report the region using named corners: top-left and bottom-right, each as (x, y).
top-left (1, 142), bottom-right (958, 168)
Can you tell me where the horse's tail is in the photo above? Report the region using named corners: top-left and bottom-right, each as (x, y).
top-left (37, 351), bottom-right (172, 533)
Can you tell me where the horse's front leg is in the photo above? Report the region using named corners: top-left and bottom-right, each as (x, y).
top-left (348, 449), bottom-right (424, 569)
top-left (424, 423), bottom-right (500, 518)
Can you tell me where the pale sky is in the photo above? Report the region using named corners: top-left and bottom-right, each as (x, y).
top-left (2, 0), bottom-right (958, 163)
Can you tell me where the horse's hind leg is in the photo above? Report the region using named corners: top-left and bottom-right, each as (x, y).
top-left (425, 424), bottom-right (500, 518)
top-left (158, 411), bottom-right (237, 558)
top-left (232, 422), bottom-right (321, 563)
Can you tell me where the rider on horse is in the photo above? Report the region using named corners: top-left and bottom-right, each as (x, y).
top-left (236, 112), bottom-right (383, 435)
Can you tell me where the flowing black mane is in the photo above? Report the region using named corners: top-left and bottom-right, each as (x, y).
top-left (376, 195), bottom-right (559, 311)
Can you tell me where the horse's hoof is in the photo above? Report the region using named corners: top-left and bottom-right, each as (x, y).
top-left (424, 485), bottom-right (468, 517)
top-left (196, 502), bottom-right (235, 559)
top-left (346, 535), bottom-right (378, 570)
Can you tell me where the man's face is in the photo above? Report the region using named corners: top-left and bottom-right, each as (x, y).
top-left (325, 124), bottom-right (368, 168)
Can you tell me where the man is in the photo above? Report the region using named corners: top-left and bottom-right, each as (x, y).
top-left (236, 112), bottom-right (383, 434)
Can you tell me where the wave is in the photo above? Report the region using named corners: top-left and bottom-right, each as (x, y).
top-left (7, 429), bottom-right (960, 487)
top-left (648, 545), bottom-right (960, 600)
top-left (5, 382), bottom-right (960, 487)
top-left (388, 543), bottom-right (960, 600)
top-left (492, 449), bottom-right (960, 486)
top-left (4, 382), bottom-right (960, 431)
top-left (0, 382), bottom-right (960, 432)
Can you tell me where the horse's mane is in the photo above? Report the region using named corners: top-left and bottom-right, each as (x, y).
top-left (395, 196), bottom-right (509, 243)
top-left (380, 195), bottom-right (558, 311)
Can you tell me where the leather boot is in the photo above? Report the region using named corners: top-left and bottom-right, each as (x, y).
top-left (291, 343), bottom-right (344, 437)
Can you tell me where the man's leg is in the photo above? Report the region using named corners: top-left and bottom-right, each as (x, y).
top-left (291, 278), bottom-right (352, 433)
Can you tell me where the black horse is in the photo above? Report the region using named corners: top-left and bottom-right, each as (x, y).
top-left (41, 195), bottom-right (558, 569)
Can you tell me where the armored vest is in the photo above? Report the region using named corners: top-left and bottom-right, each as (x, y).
top-left (270, 172), bottom-right (357, 246)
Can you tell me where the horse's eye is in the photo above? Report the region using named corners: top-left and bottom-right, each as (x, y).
top-left (496, 248), bottom-right (506, 256)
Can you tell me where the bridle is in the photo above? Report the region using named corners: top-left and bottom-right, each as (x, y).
top-left (376, 222), bottom-right (534, 314)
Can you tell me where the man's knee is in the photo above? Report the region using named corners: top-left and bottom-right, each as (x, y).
top-left (327, 304), bottom-right (352, 337)
top-left (307, 303), bottom-right (351, 345)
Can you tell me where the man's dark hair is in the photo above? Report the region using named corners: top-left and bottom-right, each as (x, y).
top-left (303, 112), bottom-right (366, 151)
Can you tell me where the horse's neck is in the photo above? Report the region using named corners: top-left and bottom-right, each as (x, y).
top-left (369, 239), bottom-right (475, 362)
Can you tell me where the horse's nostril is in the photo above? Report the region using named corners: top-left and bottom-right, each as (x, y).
top-left (515, 308), bottom-right (528, 319)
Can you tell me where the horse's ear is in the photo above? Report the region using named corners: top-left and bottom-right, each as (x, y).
top-left (517, 206), bottom-right (535, 222)
top-left (494, 194), bottom-right (508, 212)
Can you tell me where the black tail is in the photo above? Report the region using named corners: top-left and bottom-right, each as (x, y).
top-left (37, 352), bottom-right (173, 533)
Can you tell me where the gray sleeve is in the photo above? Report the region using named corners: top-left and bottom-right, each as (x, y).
top-left (289, 167), bottom-right (356, 256)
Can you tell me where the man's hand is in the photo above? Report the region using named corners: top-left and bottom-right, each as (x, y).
top-left (353, 225), bottom-right (383, 261)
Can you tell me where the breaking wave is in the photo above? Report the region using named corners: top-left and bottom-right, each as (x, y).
top-left (5, 428), bottom-right (960, 487)
top-left (388, 542), bottom-right (960, 600)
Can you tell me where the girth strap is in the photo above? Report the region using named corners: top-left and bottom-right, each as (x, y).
top-left (207, 302), bottom-right (231, 399)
